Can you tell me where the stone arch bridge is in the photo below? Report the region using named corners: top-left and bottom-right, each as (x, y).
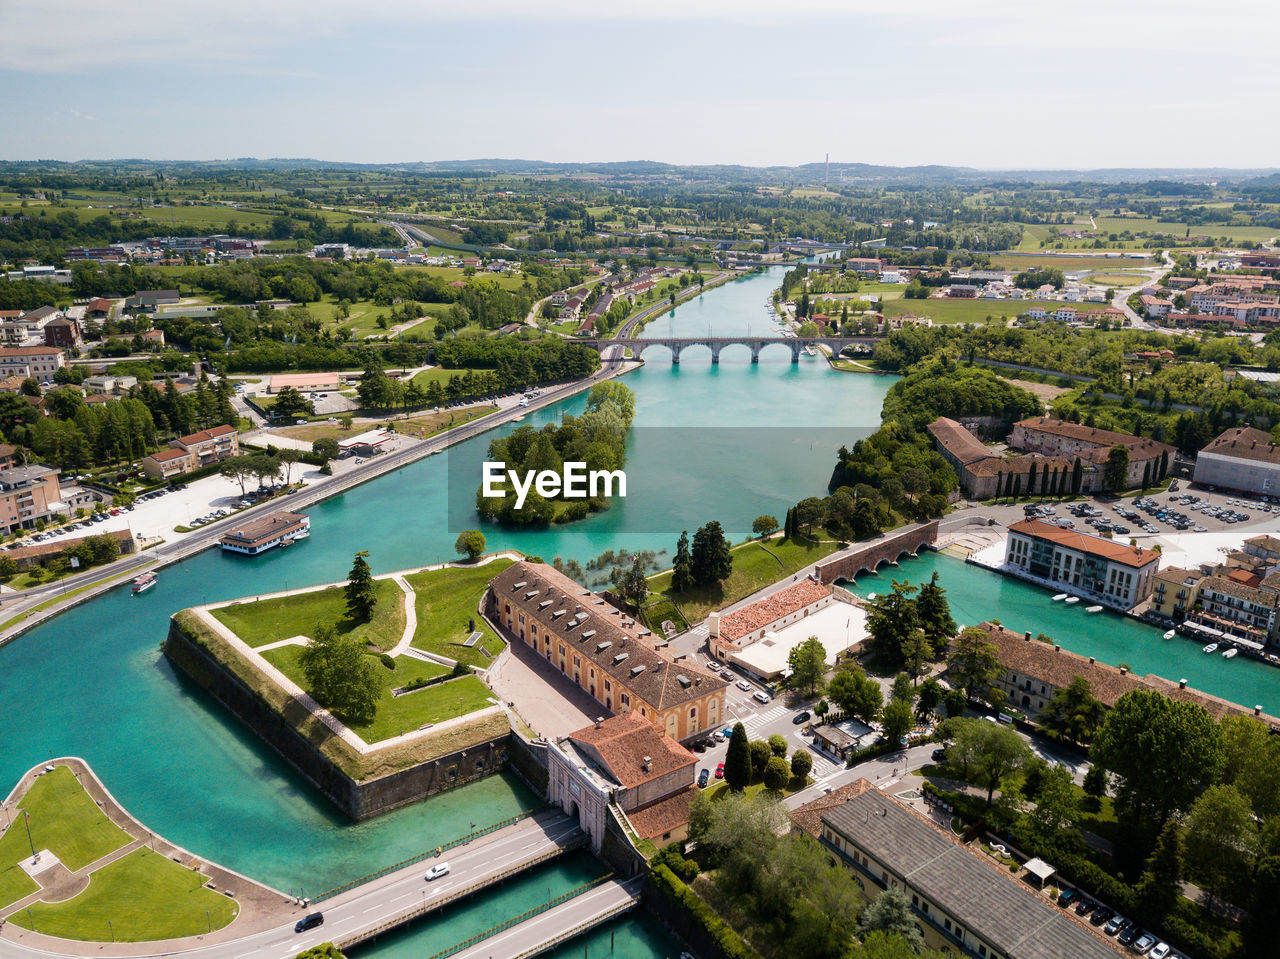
top-left (813, 521), bottom-right (940, 585)
top-left (579, 335), bottom-right (880, 365)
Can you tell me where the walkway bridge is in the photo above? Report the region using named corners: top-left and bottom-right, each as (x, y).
top-left (814, 521), bottom-right (940, 584)
top-left (580, 335), bottom-right (880, 365)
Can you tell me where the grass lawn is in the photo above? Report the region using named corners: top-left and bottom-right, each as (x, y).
top-left (260, 644), bottom-right (492, 742)
top-left (1083, 272), bottom-right (1150, 287)
top-left (990, 253), bottom-right (1153, 272)
top-left (410, 367), bottom-right (488, 390)
top-left (0, 767), bottom-right (132, 909)
top-left (10, 848), bottom-right (237, 942)
top-left (212, 578), bottom-right (405, 650)
top-left (701, 776), bottom-right (812, 802)
top-left (647, 536), bottom-right (839, 624)
top-left (406, 560), bottom-right (513, 667)
top-left (882, 297), bottom-right (1099, 325)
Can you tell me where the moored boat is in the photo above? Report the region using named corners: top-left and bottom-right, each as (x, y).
top-left (131, 572), bottom-right (157, 595)
top-left (1203, 643), bottom-right (1219, 654)
top-left (1163, 630), bottom-right (1176, 640)
top-left (1085, 605), bottom-right (1103, 614)
top-left (1052, 593), bottom-right (1068, 602)
top-left (1063, 596), bottom-right (1080, 605)
top-left (1222, 648), bottom-right (1239, 659)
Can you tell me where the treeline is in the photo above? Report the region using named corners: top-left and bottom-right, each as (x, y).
top-left (880, 357), bottom-right (1042, 431)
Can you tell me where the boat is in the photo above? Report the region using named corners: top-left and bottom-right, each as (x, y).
top-left (131, 572), bottom-right (157, 595)
top-left (867, 592), bottom-right (877, 601)
top-left (1085, 605), bottom-right (1103, 614)
top-left (1163, 630), bottom-right (1177, 640)
top-left (1203, 643), bottom-right (1219, 654)
top-left (1051, 593), bottom-right (1067, 601)
top-left (1063, 596), bottom-right (1080, 605)
top-left (1222, 648), bottom-right (1239, 659)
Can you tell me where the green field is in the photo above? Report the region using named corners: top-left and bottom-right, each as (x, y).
top-left (647, 537), bottom-right (839, 624)
top-left (989, 253), bottom-right (1153, 272)
top-left (9, 848), bottom-right (238, 942)
top-left (261, 645), bottom-right (492, 742)
top-left (406, 560), bottom-right (513, 667)
top-left (881, 297), bottom-right (1096, 325)
top-left (211, 578), bottom-right (405, 650)
top-left (1084, 272), bottom-right (1150, 287)
top-left (410, 367), bottom-right (490, 391)
top-left (1092, 216), bottom-right (1278, 243)
top-left (0, 767), bottom-right (133, 909)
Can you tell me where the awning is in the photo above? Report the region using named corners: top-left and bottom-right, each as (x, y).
top-left (1024, 857), bottom-right (1056, 885)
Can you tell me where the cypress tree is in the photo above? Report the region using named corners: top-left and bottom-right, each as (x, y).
top-left (1159, 450), bottom-right (1169, 480)
top-left (1012, 474), bottom-right (1023, 498)
top-left (996, 472), bottom-right (1005, 498)
top-left (1071, 457), bottom-right (1084, 495)
top-left (724, 722), bottom-right (751, 792)
top-left (1027, 462), bottom-right (1037, 496)
top-left (1142, 462), bottom-right (1152, 488)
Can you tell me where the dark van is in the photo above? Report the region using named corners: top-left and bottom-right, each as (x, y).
top-left (295, 913), bottom-right (324, 933)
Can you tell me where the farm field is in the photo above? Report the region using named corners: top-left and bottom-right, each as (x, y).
top-left (881, 297), bottom-right (1102, 325)
top-left (1092, 217), bottom-right (1278, 243)
top-left (989, 253), bottom-right (1154, 272)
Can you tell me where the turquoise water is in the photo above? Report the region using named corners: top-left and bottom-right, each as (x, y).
top-left (0, 266), bottom-right (887, 906)
top-left (841, 552), bottom-right (1280, 713)
top-left (343, 851), bottom-right (654, 959)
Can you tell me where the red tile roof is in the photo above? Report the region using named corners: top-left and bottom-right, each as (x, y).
top-left (570, 710), bottom-right (695, 789)
top-left (717, 578), bottom-right (832, 644)
top-left (1008, 519), bottom-right (1159, 569)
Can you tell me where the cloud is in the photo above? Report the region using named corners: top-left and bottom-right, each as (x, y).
top-left (70, 108), bottom-right (95, 121)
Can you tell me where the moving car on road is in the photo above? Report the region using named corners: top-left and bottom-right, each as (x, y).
top-left (425, 863), bottom-right (450, 881)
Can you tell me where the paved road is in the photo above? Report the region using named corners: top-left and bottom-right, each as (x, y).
top-left (0, 812), bottom-right (582, 959)
top-left (450, 878), bottom-right (641, 959)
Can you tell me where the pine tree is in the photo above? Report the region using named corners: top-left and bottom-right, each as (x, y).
top-left (1142, 462), bottom-right (1152, 488)
top-left (1135, 819), bottom-right (1183, 924)
top-left (671, 531), bottom-right (694, 593)
top-left (344, 550), bottom-right (378, 623)
top-left (724, 723), bottom-right (751, 791)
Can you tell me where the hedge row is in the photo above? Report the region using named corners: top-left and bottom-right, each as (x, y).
top-left (649, 863), bottom-right (763, 959)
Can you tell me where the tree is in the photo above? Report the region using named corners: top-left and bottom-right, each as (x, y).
top-left (272, 386), bottom-right (314, 420)
top-left (671, 530), bottom-right (694, 593)
top-left (787, 636), bottom-right (827, 697)
top-left (827, 667), bottom-right (883, 724)
top-left (901, 628), bottom-right (932, 683)
top-left (19, 377), bottom-right (40, 397)
top-left (916, 677), bottom-right (942, 719)
top-left (768, 733), bottom-right (788, 757)
top-left (943, 689), bottom-right (967, 718)
top-left (219, 456), bottom-right (255, 498)
top-left (791, 749), bottom-right (813, 781)
top-left (298, 622), bottom-right (381, 724)
top-left (1028, 763), bottom-right (1079, 840)
top-left (865, 580), bottom-right (919, 667)
top-left (881, 699), bottom-right (914, 745)
top-left (1134, 819), bottom-right (1183, 924)
top-left (752, 515), bottom-right (779, 538)
top-left (1082, 765), bottom-right (1108, 813)
top-left (915, 572), bottom-right (955, 655)
top-left (724, 722), bottom-right (751, 791)
top-left (1246, 856), bottom-right (1280, 958)
top-left (748, 740), bottom-right (772, 779)
top-left (690, 521), bottom-right (732, 586)
top-left (1039, 676), bottom-right (1105, 745)
top-left (946, 627), bottom-right (1001, 702)
top-left (1183, 784), bottom-right (1255, 904)
top-left (1071, 456), bottom-right (1083, 495)
top-left (763, 756), bottom-right (791, 792)
top-left (1103, 445), bottom-right (1130, 492)
top-left (1220, 714), bottom-right (1280, 821)
top-left (454, 530), bottom-right (485, 561)
top-left (344, 550), bottom-right (377, 622)
top-left (951, 717), bottom-right (1031, 806)
top-left (277, 448), bottom-right (303, 485)
top-left (312, 437), bottom-right (341, 463)
top-left (1092, 689), bottom-right (1224, 830)
top-left (859, 889), bottom-right (923, 952)
top-left (610, 556), bottom-right (648, 606)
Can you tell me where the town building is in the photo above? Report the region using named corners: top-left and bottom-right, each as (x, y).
top-left (0, 346), bottom-right (66, 384)
top-left (0, 465), bottom-right (71, 534)
top-left (927, 418), bottom-right (1076, 499)
top-left (1193, 426), bottom-right (1280, 495)
top-left (337, 429), bottom-right (395, 457)
top-left (546, 711), bottom-right (698, 851)
top-left (973, 623), bottom-right (1278, 726)
top-left (487, 561), bottom-right (728, 742)
top-left (43, 316), bottom-right (83, 350)
top-left (1004, 519), bottom-right (1160, 609)
top-left (845, 257), bottom-right (883, 275)
top-left (268, 372), bottom-right (341, 394)
top-left (1149, 566), bottom-right (1204, 621)
top-left (791, 780), bottom-right (1121, 959)
top-left (122, 289), bottom-right (180, 313)
top-left (5, 265), bottom-right (72, 284)
top-left (1008, 417), bottom-right (1172, 489)
top-left (81, 374), bottom-right (138, 395)
top-left (140, 424), bottom-right (240, 479)
top-left (707, 577), bottom-right (836, 661)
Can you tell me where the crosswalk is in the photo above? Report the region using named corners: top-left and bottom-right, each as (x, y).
top-left (740, 704), bottom-right (789, 733)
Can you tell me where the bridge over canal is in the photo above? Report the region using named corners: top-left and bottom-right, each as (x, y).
top-left (580, 335), bottom-right (880, 365)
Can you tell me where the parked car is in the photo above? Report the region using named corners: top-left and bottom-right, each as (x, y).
top-left (698, 769), bottom-right (710, 788)
top-left (1074, 898), bottom-right (1096, 917)
top-left (1149, 944), bottom-right (1170, 959)
top-left (792, 710), bottom-right (811, 725)
top-left (1105, 915), bottom-right (1128, 936)
top-left (735, 680), bottom-right (752, 692)
top-left (1056, 888), bottom-right (1078, 907)
top-left (1091, 907), bottom-right (1114, 927)
top-left (295, 913), bottom-right (324, 933)
top-left (1131, 933), bottom-right (1157, 954)
top-left (424, 863), bottom-right (450, 881)
top-left (931, 748), bottom-right (948, 763)
top-left (715, 762), bottom-right (725, 779)
top-left (1117, 925), bottom-right (1140, 947)
top-left (753, 690), bottom-right (771, 704)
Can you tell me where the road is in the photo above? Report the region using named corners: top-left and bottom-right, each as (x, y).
top-left (0, 813), bottom-right (583, 959)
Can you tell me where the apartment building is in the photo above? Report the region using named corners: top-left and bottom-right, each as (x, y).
top-left (1005, 519), bottom-right (1160, 609)
top-left (487, 561), bottom-right (727, 742)
top-left (1008, 417), bottom-right (1171, 489)
top-left (0, 465), bottom-right (67, 534)
top-left (1193, 426), bottom-right (1280, 496)
top-left (140, 424), bottom-right (240, 479)
top-left (0, 346), bottom-right (66, 384)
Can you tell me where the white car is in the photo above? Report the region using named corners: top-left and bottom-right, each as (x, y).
top-left (424, 863), bottom-right (450, 881)
top-left (735, 680), bottom-right (752, 692)
top-left (753, 691), bottom-right (771, 704)
top-left (1148, 944), bottom-right (1170, 959)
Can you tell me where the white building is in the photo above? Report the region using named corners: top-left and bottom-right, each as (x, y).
top-left (1004, 518), bottom-right (1160, 610)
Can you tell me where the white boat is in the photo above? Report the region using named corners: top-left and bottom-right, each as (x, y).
top-left (1203, 643), bottom-right (1219, 654)
top-left (867, 592), bottom-right (877, 601)
top-left (1063, 596), bottom-right (1080, 605)
top-left (131, 572), bottom-right (157, 595)
top-left (1222, 648), bottom-right (1239, 659)
top-left (1085, 605), bottom-right (1103, 614)
top-left (1163, 630), bottom-right (1176, 640)
top-left (1051, 593), bottom-right (1068, 602)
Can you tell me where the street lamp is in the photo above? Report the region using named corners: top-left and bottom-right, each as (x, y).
top-left (108, 919), bottom-right (114, 942)
top-left (22, 810), bottom-right (36, 862)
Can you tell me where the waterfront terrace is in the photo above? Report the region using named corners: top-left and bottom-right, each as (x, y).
top-left (793, 780), bottom-right (1122, 959)
top-left (487, 561), bottom-right (728, 742)
top-left (975, 623), bottom-right (1280, 727)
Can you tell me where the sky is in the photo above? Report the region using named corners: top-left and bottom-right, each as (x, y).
top-left (2, 0), bottom-right (1279, 171)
